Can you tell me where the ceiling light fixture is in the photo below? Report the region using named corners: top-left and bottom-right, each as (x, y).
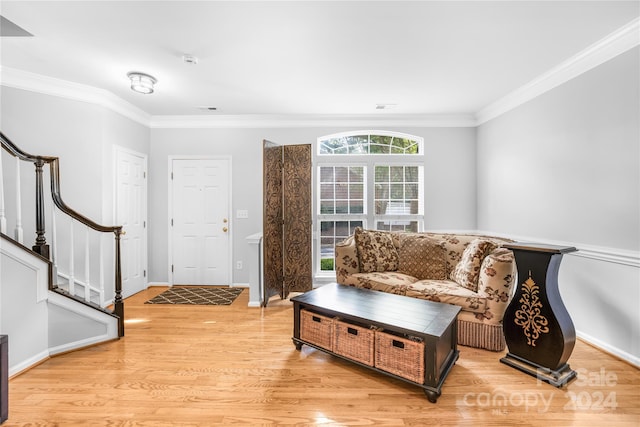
top-left (127, 72), bottom-right (157, 94)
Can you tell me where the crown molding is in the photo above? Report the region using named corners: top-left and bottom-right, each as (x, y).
top-left (148, 113), bottom-right (477, 129)
top-left (0, 66), bottom-right (151, 127)
top-left (476, 17), bottom-right (640, 125)
top-left (2, 17), bottom-right (638, 129)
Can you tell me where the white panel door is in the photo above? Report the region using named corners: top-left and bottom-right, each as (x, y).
top-left (115, 148), bottom-right (147, 298)
top-left (171, 158), bottom-right (230, 285)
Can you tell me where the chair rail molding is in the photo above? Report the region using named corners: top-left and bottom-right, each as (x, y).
top-left (474, 230), bottom-right (639, 268)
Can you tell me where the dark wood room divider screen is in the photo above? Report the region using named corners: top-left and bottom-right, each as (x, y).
top-left (262, 140), bottom-right (312, 305)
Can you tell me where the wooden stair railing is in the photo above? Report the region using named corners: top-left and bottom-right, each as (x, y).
top-left (0, 131), bottom-right (125, 337)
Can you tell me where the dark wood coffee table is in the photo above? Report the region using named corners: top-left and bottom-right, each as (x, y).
top-left (291, 283), bottom-right (460, 402)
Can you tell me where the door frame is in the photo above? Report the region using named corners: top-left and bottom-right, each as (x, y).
top-left (113, 145), bottom-right (148, 297)
top-left (167, 155), bottom-right (233, 286)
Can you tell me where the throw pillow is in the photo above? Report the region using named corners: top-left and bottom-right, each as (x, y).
top-left (450, 238), bottom-right (499, 292)
top-left (354, 227), bottom-right (399, 273)
top-left (397, 234), bottom-right (447, 280)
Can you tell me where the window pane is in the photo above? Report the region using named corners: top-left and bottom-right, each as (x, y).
top-left (376, 220), bottom-right (419, 232)
top-left (390, 166), bottom-right (404, 182)
top-left (370, 143), bottom-right (388, 154)
top-left (320, 167), bottom-right (334, 182)
top-left (319, 220), bottom-right (366, 271)
top-left (335, 167), bottom-right (348, 183)
top-left (335, 200), bottom-right (349, 214)
top-left (375, 200), bottom-right (387, 215)
top-left (335, 183), bottom-right (348, 199)
top-left (320, 184), bottom-right (334, 199)
top-left (374, 165), bottom-right (422, 216)
top-left (319, 133), bottom-right (421, 155)
top-left (350, 201), bottom-right (364, 214)
top-left (390, 144), bottom-right (405, 154)
top-left (320, 201), bottom-right (334, 214)
top-left (375, 183), bottom-right (388, 200)
top-left (390, 184), bottom-right (404, 200)
top-left (349, 183), bottom-right (363, 199)
top-left (405, 166), bottom-right (419, 182)
top-left (349, 167), bottom-right (364, 182)
top-left (349, 221), bottom-right (363, 234)
top-left (405, 183), bottom-right (419, 198)
top-left (375, 166), bottom-right (389, 182)
top-left (408, 200), bottom-right (419, 214)
top-left (347, 135), bottom-right (369, 154)
top-left (335, 221), bottom-right (349, 237)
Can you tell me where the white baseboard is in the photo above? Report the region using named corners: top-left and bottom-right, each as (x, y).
top-left (231, 283), bottom-right (249, 288)
top-left (147, 282), bottom-right (170, 287)
top-left (578, 331), bottom-right (639, 368)
top-left (9, 349), bottom-right (49, 378)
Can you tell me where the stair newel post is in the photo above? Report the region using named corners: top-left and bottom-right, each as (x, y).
top-left (114, 227), bottom-right (125, 337)
top-left (32, 157), bottom-right (50, 259)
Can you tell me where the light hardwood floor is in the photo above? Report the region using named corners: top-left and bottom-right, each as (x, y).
top-left (6, 286), bottom-right (640, 426)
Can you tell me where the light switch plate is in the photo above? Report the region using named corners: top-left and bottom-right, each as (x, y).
top-left (237, 209), bottom-right (249, 219)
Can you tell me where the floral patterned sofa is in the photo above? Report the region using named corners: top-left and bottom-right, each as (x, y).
top-left (335, 228), bottom-right (516, 351)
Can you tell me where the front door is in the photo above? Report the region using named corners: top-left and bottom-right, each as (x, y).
top-left (170, 158), bottom-right (231, 286)
top-left (115, 147), bottom-right (147, 298)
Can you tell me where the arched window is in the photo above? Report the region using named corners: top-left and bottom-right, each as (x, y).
top-left (316, 131), bottom-right (424, 274)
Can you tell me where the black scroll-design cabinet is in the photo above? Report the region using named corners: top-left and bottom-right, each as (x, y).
top-left (500, 243), bottom-right (578, 387)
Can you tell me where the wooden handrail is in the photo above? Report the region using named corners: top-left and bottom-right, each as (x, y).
top-left (0, 131), bottom-right (56, 163)
top-left (1, 132), bottom-right (121, 234)
top-left (48, 159), bottom-right (122, 235)
top-left (0, 131), bottom-right (125, 337)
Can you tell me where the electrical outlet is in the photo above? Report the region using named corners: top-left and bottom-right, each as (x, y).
top-left (236, 261), bottom-right (243, 270)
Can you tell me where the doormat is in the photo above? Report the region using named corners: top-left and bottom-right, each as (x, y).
top-left (145, 287), bottom-right (244, 305)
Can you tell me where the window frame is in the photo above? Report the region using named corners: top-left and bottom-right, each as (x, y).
top-left (315, 131), bottom-right (425, 278)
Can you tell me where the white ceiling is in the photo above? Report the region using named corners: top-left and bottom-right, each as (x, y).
top-left (0, 1), bottom-right (638, 119)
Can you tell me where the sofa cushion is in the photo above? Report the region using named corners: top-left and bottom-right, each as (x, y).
top-left (354, 227), bottom-right (399, 273)
top-left (397, 234), bottom-right (447, 280)
top-left (450, 238), bottom-right (499, 292)
top-left (405, 280), bottom-right (488, 314)
top-left (344, 272), bottom-right (418, 295)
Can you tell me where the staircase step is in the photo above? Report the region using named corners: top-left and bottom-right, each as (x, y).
top-left (51, 287), bottom-right (118, 319)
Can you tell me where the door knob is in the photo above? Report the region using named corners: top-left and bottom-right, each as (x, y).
top-left (223, 227), bottom-right (228, 232)
top-left (223, 218), bottom-right (228, 223)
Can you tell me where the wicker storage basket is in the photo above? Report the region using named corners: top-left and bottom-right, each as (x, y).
top-left (375, 330), bottom-right (425, 384)
top-left (300, 310), bottom-right (334, 351)
top-left (333, 319), bottom-right (375, 366)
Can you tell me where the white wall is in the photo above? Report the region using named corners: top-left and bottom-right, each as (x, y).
top-left (148, 126), bottom-right (477, 284)
top-left (0, 87), bottom-right (151, 303)
top-left (0, 238), bottom-right (49, 376)
top-left (477, 47), bottom-right (640, 363)
top-left (1, 237), bottom-right (119, 375)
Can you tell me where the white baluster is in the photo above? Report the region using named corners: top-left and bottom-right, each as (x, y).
top-left (68, 220), bottom-right (75, 295)
top-left (15, 158), bottom-right (23, 243)
top-left (51, 205), bottom-right (58, 283)
top-left (0, 150), bottom-right (6, 234)
top-left (84, 227), bottom-right (91, 302)
top-left (99, 235), bottom-right (105, 307)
